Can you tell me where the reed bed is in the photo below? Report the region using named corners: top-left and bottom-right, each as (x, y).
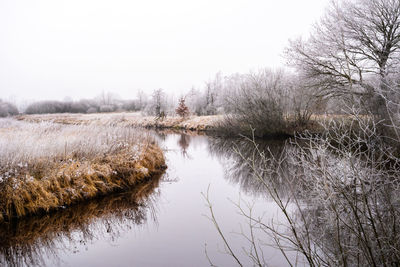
top-left (0, 118), bottom-right (166, 221)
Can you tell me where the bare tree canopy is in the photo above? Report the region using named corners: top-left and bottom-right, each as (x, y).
top-left (287, 0), bottom-right (400, 101)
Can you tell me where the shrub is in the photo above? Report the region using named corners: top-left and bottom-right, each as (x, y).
top-left (99, 105), bottom-right (115, 113)
top-left (0, 100), bottom-right (18, 117)
top-left (218, 69), bottom-right (289, 137)
top-left (86, 107), bottom-right (98, 113)
top-left (25, 101), bottom-right (67, 114)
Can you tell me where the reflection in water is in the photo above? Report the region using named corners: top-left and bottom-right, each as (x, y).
top-left (284, 144), bottom-right (400, 266)
top-left (207, 134), bottom-right (400, 266)
top-left (208, 137), bottom-right (288, 197)
top-left (153, 130), bottom-right (196, 159)
top-left (177, 134), bottom-right (190, 158)
top-left (0, 173), bottom-right (163, 267)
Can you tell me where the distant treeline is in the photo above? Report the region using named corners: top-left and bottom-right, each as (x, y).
top-left (0, 100), bottom-right (18, 117)
top-left (24, 99), bottom-right (141, 115)
top-left (0, 96), bottom-right (145, 117)
top-left (1, 70), bottom-right (337, 126)
top-left (1, 69), bottom-right (342, 131)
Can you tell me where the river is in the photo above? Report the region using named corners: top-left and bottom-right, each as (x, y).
top-left (0, 131), bottom-right (295, 267)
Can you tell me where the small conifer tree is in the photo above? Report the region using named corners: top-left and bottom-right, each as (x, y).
top-left (175, 97), bottom-right (190, 117)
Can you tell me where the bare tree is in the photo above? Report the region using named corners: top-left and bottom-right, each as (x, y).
top-left (136, 89), bottom-right (148, 110)
top-left (204, 72), bottom-right (223, 115)
top-left (185, 87), bottom-right (205, 115)
top-left (147, 88), bottom-right (166, 116)
top-left (286, 0), bottom-right (400, 121)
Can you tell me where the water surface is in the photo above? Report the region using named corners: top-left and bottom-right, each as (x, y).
top-left (0, 132), bottom-right (293, 267)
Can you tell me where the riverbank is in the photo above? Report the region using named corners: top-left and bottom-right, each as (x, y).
top-left (15, 112), bottom-right (364, 138)
top-left (17, 112), bottom-right (223, 131)
top-left (0, 119), bottom-right (166, 221)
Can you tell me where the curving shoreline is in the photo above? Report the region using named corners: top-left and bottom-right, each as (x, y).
top-left (0, 119), bottom-right (166, 221)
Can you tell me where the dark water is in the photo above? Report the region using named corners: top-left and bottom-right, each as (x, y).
top-left (0, 132), bottom-right (295, 267)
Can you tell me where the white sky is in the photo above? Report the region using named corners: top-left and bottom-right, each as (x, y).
top-left (0, 0), bottom-right (328, 103)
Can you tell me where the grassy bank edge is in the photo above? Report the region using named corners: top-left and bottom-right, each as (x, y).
top-left (0, 142), bottom-right (166, 222)
top-left (16, 113), bottom-right (222, 132)
top-left (16, 112), bottom-right (358, 138)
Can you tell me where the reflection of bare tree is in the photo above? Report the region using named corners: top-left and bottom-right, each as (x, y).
top-left (207, 136), bottom-right (288, 197)
top-left (283, 131), bottom-right (400, 266)
top-left (0, 173), bottom-right (163, 267)
top-left (207, 121), bottom-right (400, 266)
top-left (177, 134), bottom-right (191, 158)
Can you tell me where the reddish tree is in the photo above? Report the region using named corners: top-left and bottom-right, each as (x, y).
top-left (175, 97), bottom-right (190, 117)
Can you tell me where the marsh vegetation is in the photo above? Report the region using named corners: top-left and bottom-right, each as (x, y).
top-left (0, 119), bottom-right (165, 221)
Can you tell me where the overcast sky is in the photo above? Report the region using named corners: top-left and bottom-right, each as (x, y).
top-left (0, 0), bottom-right (328, 104)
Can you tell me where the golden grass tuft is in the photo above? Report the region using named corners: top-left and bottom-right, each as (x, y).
top-left (0, 119), bottom-right (166, 221)
top-left (0, 144), bottom-right (165, 220)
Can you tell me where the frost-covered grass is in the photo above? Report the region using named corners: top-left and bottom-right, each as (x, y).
top-left (0, 118), bottom-right (143, 170)
top-left (17, 112), bottom-right (223, 131)
top-left (0, 118), bottom-right (166, 221)
top-left (17, 112), bottom-right (370, 137)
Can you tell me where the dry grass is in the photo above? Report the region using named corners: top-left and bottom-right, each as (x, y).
top-left (0, 118), bottom-right (166, 221)
top-left (0, 172), bottom-right (163, 267)
top-left (16, 112), bottom-right (223, 131)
